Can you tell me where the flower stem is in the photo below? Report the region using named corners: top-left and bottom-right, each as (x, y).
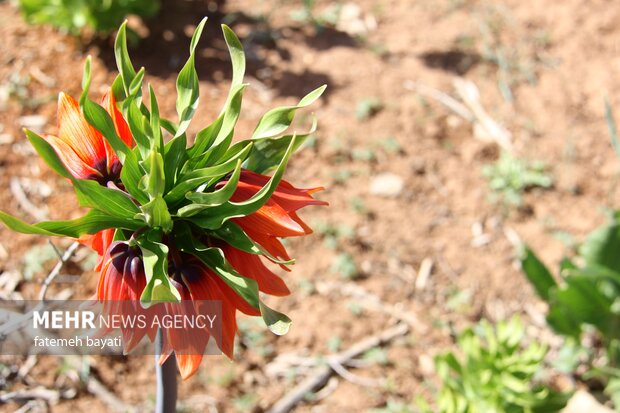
top-left (155, 329), bottom-right (177, 413)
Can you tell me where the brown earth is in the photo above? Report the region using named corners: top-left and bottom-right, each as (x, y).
top-left (1, 0), bottom-right (620, 411)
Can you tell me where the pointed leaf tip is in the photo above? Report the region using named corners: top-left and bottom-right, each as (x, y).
top-left (260, 301), bottom-right (292, 336)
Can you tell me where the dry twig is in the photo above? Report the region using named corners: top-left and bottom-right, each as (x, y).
top-left (405, 78), bottom-right (513, 151)
top-left (267, 323), bottom-right (409, 413)
top-left (10, 178), bottom-right (48, 221)
top-left (0, 242), bottom-right (79, 341)
top-left (86, 376), bottom-right (137, 413)
top-left (0, 387), bottom-right (60, 404)
top-left (39, 242), bottom-right (79, 302)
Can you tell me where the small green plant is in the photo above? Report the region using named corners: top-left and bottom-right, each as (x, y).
top-left (313, 220), bottom-right (355, 249)
top-left (22, 243), bottom-right (58, 280)
top-left (521, 214), bottom-right (620, 407)
top-left (331, 252), bottom-right (358, 279)
top-left (18, 0), bottom-right (160, 35)
top-left (483, 151), bottom-right (552, 206)
top-left (356, 97), bottom-right (384, 120)
top-left (363, 348), bottom-right (389, 366)
top-left (233, 393), bottom-right (258, 413)
top-left (290, 0), bottom-right (341, 28)
top-left (518, 102), bottom-right (620, 408)
top-left (378, 136), bottom-right (402, 153)
top-left (326, 335), bottom-right (342, 352)
top-left (420, 317), bottom-right (570, 413)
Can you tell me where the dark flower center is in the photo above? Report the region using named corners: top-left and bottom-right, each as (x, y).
top-left (89, 157), bottom-right (123, 186)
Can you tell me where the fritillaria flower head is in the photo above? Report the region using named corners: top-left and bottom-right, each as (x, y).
top-left (1, 18), bottom-right (327, 380)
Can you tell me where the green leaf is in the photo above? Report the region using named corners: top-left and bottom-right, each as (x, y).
top-left (259, 301), bottom-right (292, 335)
top-left (148, 84), bottom-right (163, 150)
top-left (580, 223), bottom-right (620, 273)
top-left (138, 234), bottom-right (181, 306)
top-left (571, 264), bottom-right (620, 289)
top-left (186, 84), bottom-right (246, 171)
top-left (136, 196), bottom-right (172, 233)
top-left (144, 148), bottom-right (165, 199)
top-left (559, 257), bottom-right (577, 275)
top-left (0, 209), bottom-right (142, 238)
top-left (520, 246), bottom-right (557, 301)
top-left (221, 24), bottom-right (246, 101)
top-left (175, 17), bottom-right (207, 137)
top-left (125, 100), bottom-right (150, 155)
top-left (173, 224), bottom-right (260, 310)
top-left (25, 129), bottom-right (72, 179)
top-left (73, 179), bottom-right (140, 218)
top-left (604, 377), bottom-right (620, 409)
top-left (210, 84), bottom-right (246, 150)
top-left (212, 221), bottom-right (295, 265)
top-left (548, 276), bottom-right (613, 337)
top-left (114, 21), bottom-right (137, 95)
top-left (0, 210), bottom-right (60, 236)
top-left (163, 134), bottom-right (188, 193)
top-left (160, 117), bottom-right (178, 136)
top-left (192, 247), bottom-right (260, 309)
top-left (38, 210), bottom-right (143, 236)
top-left (187, 115), bottom-right (223, 159)
top-left (192, 135), bottom-right (297, 229)
top-left (182, 244), bottom-right (259, 308)
top-left (128, 67), bottom-right (145, 101)
top-left (183, 23), bottom-right (246, 165)
top-left (164, 142), bottom-right (253, 205)
top-left (81, 98), bottom-right (128, 162)
top-left (120, 147), bottom-right (149, 204)
top-left (79, 55), bottom-right (92, 107)
top-left (245, 117), bottom-right (316, 173)
top-left (111, 74), bottom-right (126, 101)
top-left (251, 85), bottom-right (326, 140)
top-left (178, 160), bottom-right (242, 217)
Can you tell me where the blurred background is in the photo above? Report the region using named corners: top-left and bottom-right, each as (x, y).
top-left (2, 0), bottom-right (620, 412)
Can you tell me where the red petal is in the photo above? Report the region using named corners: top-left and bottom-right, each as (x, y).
top-left (232, 170), bottom-right (328, 212)
top-left (57, 93), bottom-right (106, 169)
top-left (232, 195), bottom-right (306, 237)
top-left (179, 266), bottom-right (239, 358)
top-left (211, 275), bottom-right (261, 316)
top-left (102, 90), bottom-right (134, 148)
top-left (101, 90), bottom-right (134, 172)
top-left (175, 354), bottom-right (204, 380)
top-left (224, 246), bottom-right (290, 296)
top-left (78, 229), bottom-right (115, 271)
top-left (161, 286), bottom-right (209, 380)
top-left (45, 134), bottom-right (102, 180)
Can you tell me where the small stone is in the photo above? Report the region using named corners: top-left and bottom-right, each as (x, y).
top-left (360, 260), bottom-right (373, 274)
top-left (418, 354), bottom-right (435, 376)
top-left (561, 390), bottom-right (613, 413)
top-left (370, 173), bottom-right (404, 197)
top-left (336, 3), bottom-right (377, 36)
top-left (411, 159), bottom-right (426, 175)
top-left (0, 134), bottom-right (14, 144)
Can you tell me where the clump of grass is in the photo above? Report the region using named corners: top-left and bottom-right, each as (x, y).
top-left (483, 150), bottom-right (552, 207)
top-left (356, 98), bottom-right (384, 120)
top-left (330, 252), bottom-right (358, 279)
top-left (290, 0), bottom-right (341, 29)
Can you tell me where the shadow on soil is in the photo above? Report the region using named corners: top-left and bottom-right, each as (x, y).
top-left (90, 0), bottom-right (358, 100)
top-left (419, 49), bottom-right (481, 75)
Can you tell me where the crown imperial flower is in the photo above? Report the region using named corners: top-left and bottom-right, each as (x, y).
top-left (0, 18), bottom-right (327, 380)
